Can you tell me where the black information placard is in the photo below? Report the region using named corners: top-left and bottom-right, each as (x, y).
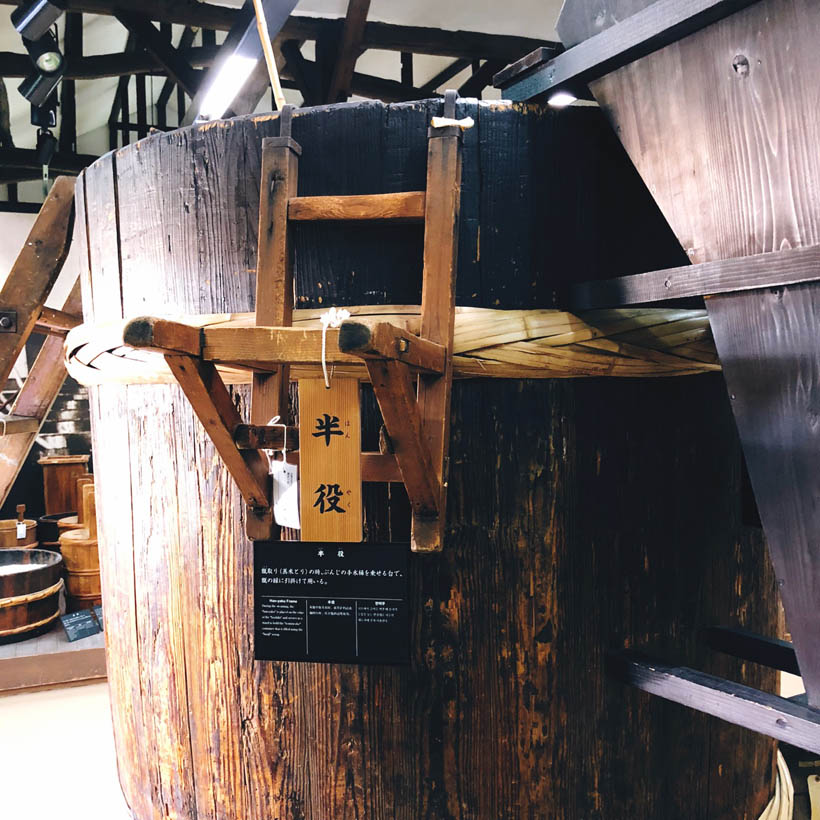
top-left (60, 609), bottom-right (101, 642)
top-left (254, 542), bottom-right (409, 665)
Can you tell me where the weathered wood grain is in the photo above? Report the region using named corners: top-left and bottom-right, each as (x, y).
top-left (82, 100), bottom-right (777, 819)
top-left (289, 191), bottom-right (425, 221)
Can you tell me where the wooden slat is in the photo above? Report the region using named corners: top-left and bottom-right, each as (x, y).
top-left (203, 326), bottom-right (361, 367)
top-left (338, 320), bottom-right (445, 373)
top-left (165, 354), bottom-right (269, 509)
top-left (610, 651), bottom-right (820, 754)
top-left (0, 277), bottom-right (83, 507)
top-left (414, 100), bottom-right (463, 552)
top-left (495, 0), bottom-right (762, 99)
top-left (366, 359), bottom-right (439, 519)
top-left (0, 176), bottom-right (75, 388)
top-left (707, 284), bottom-right (820, 707)
top-left (570, 244), bottom-right (820, 310)
top-left (36, 306), bottom-right (82, 334)
top-left (0, 415), bottom-right (40, 435)
top-left (288, 191), bottom-right (425, 222)
top-left (700, 626), bottom-right (800, 676)
top-left (298, 378), bottom-right (362, 541)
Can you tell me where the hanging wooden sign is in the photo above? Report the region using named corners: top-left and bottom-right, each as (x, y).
top-left (297, 377), bottom-right (362, 541)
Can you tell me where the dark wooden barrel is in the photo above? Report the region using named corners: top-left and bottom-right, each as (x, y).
top-left (77, 99), bottom-right (778, 819)
top-left (0, 548), bottom-right (63, 643)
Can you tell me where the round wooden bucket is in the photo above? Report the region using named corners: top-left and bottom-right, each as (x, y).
top-left (59, 485), bottom-right (99, 612)
top-left (38, 512), bottom-right (76, 554)
top-left (0, 549), bottom-right (63, 644)
top-left (79, 100), bottom-right (779, 819)
top-left (0, 519), bottom-right (38, 549)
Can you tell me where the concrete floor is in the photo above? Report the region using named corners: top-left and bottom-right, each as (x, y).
top-left (0, 682), bottom-right (131, 819)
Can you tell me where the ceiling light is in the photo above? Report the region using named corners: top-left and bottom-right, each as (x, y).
top-left (197, 54), bottom-right (258, 121)
top-left (18, 65), bottom-right (62, 107)
top-left (11, 0), bottom-right (65, 41)
top-left (548, 91), bottom-right (578, 108)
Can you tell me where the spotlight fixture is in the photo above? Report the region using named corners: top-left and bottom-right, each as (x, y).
top-left (11, 0), bottom-right (65, 41)
top-left (16, 30), bottom-right (65, 106)
top-left (23, 30), bottom-right (63, 73)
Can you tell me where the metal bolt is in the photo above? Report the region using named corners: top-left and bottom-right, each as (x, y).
top-left (0, 316), bottom-right (12, 329)
top-left (732, 55), bottom-right (750, 77)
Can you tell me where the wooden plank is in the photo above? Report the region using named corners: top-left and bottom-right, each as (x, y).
top-left (165, 354), bottom-right (269, 510)
top-left (204, 326), bottom-right (364, 367)
top-left (0, 415), bottom-right (39, 435)
top-left (298, 378), bottom-right (362, 541)
top-left (495, 0), bottom-right (762, 100)
top-left (0, 176), bottom-right (74, 388)
top-left (338, 320), bottom-right (445, 373)
top-left (288, 191), bottom-right (425, 222)
top-left (707, 284), bottom-right (820, 707)
top-left (571, 244), bottom-right (820, 310)
top-left (35, 306), bottom-right (82, 334)
top-left (0, 278), bottom-right (83, 507)
top-left (610, 651), bottom-right (820, 754)
top-left (700, 626), bottom-right (800, 676)
top-left (326, 0), bottom-right (371, 103)
top-left (414, 100), bottom-right (462, 552)
top-left (365, 359), bottom-right (439, 519)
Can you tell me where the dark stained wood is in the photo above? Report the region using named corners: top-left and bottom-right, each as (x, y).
top-left (115, 11), bottom-right (202, 97)
top-left (326, 0), bottom-right (371, 103)
top-left (38, 454), bottom-right (91, 515)
top-left (123, 316), bottom-right (202, 355)
top-left (419, 58), bottom-right (471, 96)
top-left (339, 320), bottom-right (445, 373)
top-left (496, 0), bottom-right (762, 100)
top-left (288, 191), bottom-right (425, 221)
top-left (701, 626), bottom-right (801, 676)
top-left (80, 100), bottom-right (777, 820)
top-left (458, 59), bottom-right (505, 97)
top-left (610, 651), bottom-right (820, 753)
top-left (707, 283), bottom-right (820, 707)
top-left (570, 244), bottom-right (820, 309)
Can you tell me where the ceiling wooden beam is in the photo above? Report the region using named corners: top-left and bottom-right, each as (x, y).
top-left (59, 12), bottom-right (83, 155)
top-left (326, 0), bottom-right (370, 103)
top-left (418, 58), bottom-right (471, 96)
top-left (0, 0), bottom-right (238, 30)
top-left (0, 47), bottom-right (218, 79)
top-left (458, 59), bottom-right (506, 97)
top-left (114, 11), bottom-right (202, 96)
top-left (0, 147), bottom-right (98, 176)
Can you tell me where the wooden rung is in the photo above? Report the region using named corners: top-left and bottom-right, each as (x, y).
top-left (338, 320), bottom-right (446, 374)
top-left (288, 192), bottom-right (426, 222)
top-left (35, 306), bottom-right (82, 336)
top-left (365, 359), bottom-right (440, 519)
top-left (0, 415), bottom-right (40, 435)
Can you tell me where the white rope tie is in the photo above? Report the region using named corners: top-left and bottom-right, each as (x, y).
top-left (264, 415), bottom-right (288, 472)
top-left (319, 307), bottom-right (350, 389)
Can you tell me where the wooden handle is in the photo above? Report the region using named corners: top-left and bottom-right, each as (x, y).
top-left (75, 476), bottom-right (93, 522)
top-left (15, 504), bottom-right (24, 523)
top-left (82, 483), bottom-right (97, 541)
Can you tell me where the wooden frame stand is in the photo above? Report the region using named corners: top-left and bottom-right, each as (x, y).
top-left (119, 93), bottom-right (464, 552)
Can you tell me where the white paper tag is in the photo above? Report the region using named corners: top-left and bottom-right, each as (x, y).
top-left (16, 521), bottom-right (26, 539)
top-left (271, 455), bottom-right (300, 530)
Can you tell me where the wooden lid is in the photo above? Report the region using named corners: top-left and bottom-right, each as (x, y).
top-left (38, 454), bottom-right (91, 465)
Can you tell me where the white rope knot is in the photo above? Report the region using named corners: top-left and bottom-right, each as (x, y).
top-left (319, 307), bottom-right (351, 389)
top-left (430, 116), bottom-right (475, 130)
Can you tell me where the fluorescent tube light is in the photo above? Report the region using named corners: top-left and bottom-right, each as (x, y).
top-left (198, 54), bottom-right (258, 121)
top-left (548, 91), bottom-right (578, 108)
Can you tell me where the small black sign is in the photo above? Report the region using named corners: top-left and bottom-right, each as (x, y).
top-left (254, 541), bottom-right (409, 665)
top-left (93, 604), bottom-right (104, 631)
top-left (60, 609), bottom-right (101, 642)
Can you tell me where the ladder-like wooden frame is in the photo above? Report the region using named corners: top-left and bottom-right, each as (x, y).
top-left (119, 93), bottom-right (464, 552)
top-left (0, 177), bottom-right (83, 506)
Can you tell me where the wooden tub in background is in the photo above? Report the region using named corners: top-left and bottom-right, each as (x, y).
top-left (76, 99), bottom-right (777, 819)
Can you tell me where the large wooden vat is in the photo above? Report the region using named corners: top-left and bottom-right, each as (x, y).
top-left (77, 99), bottom-right (777, 819)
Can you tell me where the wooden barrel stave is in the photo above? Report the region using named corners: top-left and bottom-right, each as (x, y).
top-left (80, 100), bottom-right (778, 819)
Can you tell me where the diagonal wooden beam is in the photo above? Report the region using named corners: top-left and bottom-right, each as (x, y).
top-left (418, 59), bottom-right (471, 96)
top-left (157, 27), bottom-right (198, 115)
top-left (280, 39), bottom-right (319, 105)
top-left (458, 59), bottom-right (506, 97)
top-left (165, 354), bottom-right (270, 509)
top-left (326, 0), bottom-right (371, 103)
top-left (115, 11), bottom-right (202, 97)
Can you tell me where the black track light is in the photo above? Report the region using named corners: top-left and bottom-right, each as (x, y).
top-left (23, 30), bottom-right (63, 73)
top-left (11, 0), bottom-right (65, 42)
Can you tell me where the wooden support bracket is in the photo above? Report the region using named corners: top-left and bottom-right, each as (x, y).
top-left (338, 320), bottom-right (445, 373)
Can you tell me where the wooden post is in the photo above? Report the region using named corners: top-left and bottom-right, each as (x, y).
top-left (413, 90), bottom-right (462, 552)
top-left (248, 106), bottom-right (300, 539)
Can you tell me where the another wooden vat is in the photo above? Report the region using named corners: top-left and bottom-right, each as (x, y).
top-left (78, 100), bottom-right (777, 819)
top-left (0, 549), bottom-right (63, 644)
